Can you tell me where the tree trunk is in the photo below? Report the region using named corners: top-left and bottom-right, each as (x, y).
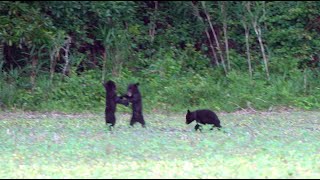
top-left (62, 36), bottom-right (72, 77)
top-left (149, 1), bottom-right (158, 43)
top-left (205, 30), bottom-right (219, 66)
top-left (102, 48), bottom-right (107, 82)
top-left (246, 1), bottom-right (270, 80)
top-left (243, 22), bottom-right (253, 79)
top-left (254, 24), bottom-right (270, 80)
top-left (221, 2), bottom-right (231, 71)
top-left (31, 54), bottom-right (38, 90)
top-left (303, 69), bottom-right (307, 93)
top-left (50, 50), bottom-right (59, 83)
top-left (191, 2), bottom-right (219, 66)
top-left (201, 1), bottom-right (227, 74)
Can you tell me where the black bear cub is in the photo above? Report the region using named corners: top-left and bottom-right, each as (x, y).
top-left (186, 109), bottom-right (222, 131)
top-left (103, 80), bottom-right (129, 130)
top-left (121, 83), bottom-right (146, 128)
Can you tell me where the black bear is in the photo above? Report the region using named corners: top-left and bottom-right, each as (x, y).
top-left (186, 109), bottom-right (222, 131)
top-left (103, 80), bottom-right (129, 130)
top-left (121, 83), bottom-right (146, 128)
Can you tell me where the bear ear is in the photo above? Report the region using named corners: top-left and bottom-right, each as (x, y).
top-left (135, 83), bottom-right (140, 86)
top-left (187, 109), bottom-right (190, 113)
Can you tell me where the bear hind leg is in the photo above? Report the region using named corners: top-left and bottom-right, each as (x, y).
top-left (195, 124), bottom-right (202, 132)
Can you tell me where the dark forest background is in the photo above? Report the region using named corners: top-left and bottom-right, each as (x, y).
top-left (0, 1), bottom-right (320, 112)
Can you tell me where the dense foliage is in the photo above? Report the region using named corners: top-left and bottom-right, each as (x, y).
top-left (0, 1), bottom-right (320, 112)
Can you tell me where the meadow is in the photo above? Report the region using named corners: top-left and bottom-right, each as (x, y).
top-left (1, 1), bottom-right (320, 178)
top-left (0, 110), bottom-right (319, 178)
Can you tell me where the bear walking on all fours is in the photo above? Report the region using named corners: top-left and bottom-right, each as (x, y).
top-left (121, 83), bottom-right (146, 128)
top-left (103, 80), bottom-right (129, 130)
top-left (186, 109), bottom-right (222, 132)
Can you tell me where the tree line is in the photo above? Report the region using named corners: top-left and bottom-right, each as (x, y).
top-left (0, 1), bottom-right (320, 112)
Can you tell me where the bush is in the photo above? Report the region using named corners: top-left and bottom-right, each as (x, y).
top-left (1, 51), bottom-right (320, 113)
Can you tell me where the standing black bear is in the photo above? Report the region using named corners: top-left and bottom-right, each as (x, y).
top-left (103, 80), bottom-right (129, 130)
top-left (186, 109), bottom-right (222, 131)
top-left (121, 83), bottom-right (146, 128)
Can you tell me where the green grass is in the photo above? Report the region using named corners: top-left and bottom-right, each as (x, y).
top-left (0, 110), bottom-right (319, 178)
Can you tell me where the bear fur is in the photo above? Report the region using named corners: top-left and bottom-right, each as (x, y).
top-left (186, 109), bottom-right (222, 131)
top-left (121, 83), bottom-right (146, 127)
top-left (103, 80), bottom-right (129, 130)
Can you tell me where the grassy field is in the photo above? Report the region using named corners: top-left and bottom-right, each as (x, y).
top-left (0, 110), bottom-right (319, 178)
